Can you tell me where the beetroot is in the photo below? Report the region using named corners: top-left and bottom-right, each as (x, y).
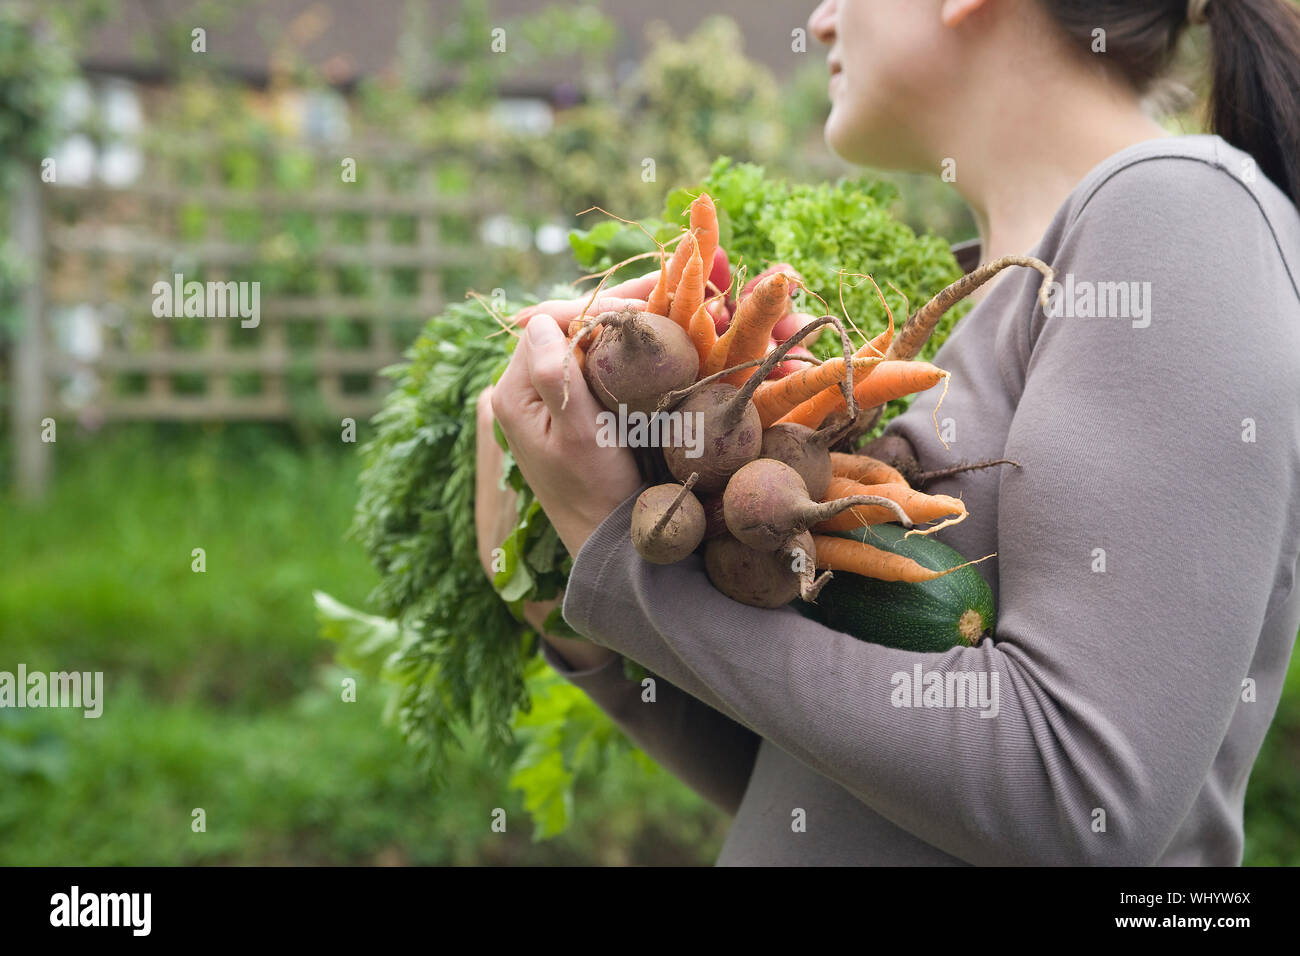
top-left (630, 474), bottom-right (706, 565)
top-left (759, 419), bottom-right (854, 501)
top-left (661, 382), bottom-right (763, 494)
top-left (722, 458), bottom-right (911, 552)
top-left (659, 315), bottom-right (854, 494)
top-left (703, 531), bottom-right (830, 608)
top-left (581, 308), bottom-right (699, 416)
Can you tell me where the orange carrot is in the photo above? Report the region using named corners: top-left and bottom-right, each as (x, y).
top-left (646, 250), bottom-right (671, 317)
top-left (715, 272), bottom-right (793, 387)
top-left (851, 361), bottom-right (947, 410)
top-left (564, 330), bottom-right (590, 375)
top-left (752, 356), bottom-right (883, 428)
top-left (669, 236), bottom-right (704, 332)
top-left (886, 255), bottom-right (1054, 362)
top-left (700, 316), bottom-right (734, 379)
top-left (766, 324), bottom-right (894, 428)
top-left (816, 477), bottom-right (965, 531)
top-left (687, 301), bottom-right (717, 376)
top-left (866, 308), bottom-right (893, 357)
top-left (813, 534), bottom-right (965, 583)
top-left (829, 452), bottom-right (908, 487)
top-left (665, 229), bottom-right (697, 291)
top-left (690, 193), bottom-right (719, 287)
top-left (778, 361), bottom-right (947, 429)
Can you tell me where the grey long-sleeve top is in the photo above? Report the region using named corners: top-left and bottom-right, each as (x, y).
top-left (546, 135), bottom-right (1300, 865)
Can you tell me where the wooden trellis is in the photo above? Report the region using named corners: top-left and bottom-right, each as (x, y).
top-left (11, 134), bottom-right (547, 495)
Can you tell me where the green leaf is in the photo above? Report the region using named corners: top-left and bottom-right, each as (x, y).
top-left (508, 750), bottom-right (573, 839)
top-left (542, 605), bottom-right (582, 640)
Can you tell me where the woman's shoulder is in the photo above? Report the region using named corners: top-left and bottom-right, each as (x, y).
top-left (1046, 135), bottom-right (1300, 292)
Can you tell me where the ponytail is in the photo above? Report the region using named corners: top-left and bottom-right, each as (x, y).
top-left (1204, 0), bottom-right (1300, 206)
top-left (1042, 0), bottom-right (1300, 207)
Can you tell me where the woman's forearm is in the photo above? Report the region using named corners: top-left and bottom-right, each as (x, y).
top-left (523, 597), bottom-right (618, 670)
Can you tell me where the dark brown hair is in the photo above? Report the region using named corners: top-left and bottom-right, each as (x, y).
top-left (1042, 0), bottom-right (1300, 206)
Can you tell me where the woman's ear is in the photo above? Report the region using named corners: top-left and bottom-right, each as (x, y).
top-left (940, 0), bottom-right (990, 27)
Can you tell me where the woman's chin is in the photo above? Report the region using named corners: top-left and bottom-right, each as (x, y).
top-left (823, 112), bottom-right (869, 166)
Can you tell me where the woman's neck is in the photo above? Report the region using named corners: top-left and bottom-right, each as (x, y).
top-left (941, 68), bottom-right (1170, 294)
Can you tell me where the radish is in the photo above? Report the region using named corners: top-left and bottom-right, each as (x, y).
top-left (659, 315), bottom-right (854, 493)
top-left (722, 458), bottom-right (911, 553)
top-left (771, 311), bottom-right (817, 344)
top-left (768, 343), bottom-right (816, 381)
top-left (704, 531), bottom-right (830, 608)
top-left (708, 297), bottom-right (731, 337)
top-left (707, 246), bottom-right (731, 300)
top-left (631, 473), bottom-right (705, 564)
top-left (578, 307), bottom-right (699, 416)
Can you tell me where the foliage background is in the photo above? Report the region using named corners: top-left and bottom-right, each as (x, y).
top-left (1, 0), bottom-right (1296, 865)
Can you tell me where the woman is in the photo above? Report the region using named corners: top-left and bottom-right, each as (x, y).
top-left (476, 0), bottom-right (1300, 865)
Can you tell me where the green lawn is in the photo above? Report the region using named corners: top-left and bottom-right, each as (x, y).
top-left (0, 425), bottom-right (1294, 864)
top-left (0, 425), bottom-right (722, 865)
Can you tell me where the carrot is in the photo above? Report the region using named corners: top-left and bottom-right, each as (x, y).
top-left (690, 193), bottom-right (719, 288)
top-left (813, 534), bottom-right (969, 583)
top-left (669, 235), bottom-right (704, 332)
top-left (866, 304), bottom-right (894, 356)
top-left (765, 324), bottom-right (894, 428)
top-left (565, 331), bottom-right (590, 375)
top-left (752, 356), bottom-right (883, 428)
top-left (646, 250), bottom-right (671, 317)
top-left (687, 301), bottom-right (717, 376)
top-left (815, 477), bottom-right (965, 531)
top-left (852, 361), bottom-right (947, 410)
top-left (830, 452), bottom-right (908, 487)
top-left (886, 255), bottom-right (1054, 362)
top-left (778, 361), bottom-right (947, 429)
top-left (715, 272), bottom-right (793, 387)
top-left (665, 229), bottom-right (697, 291)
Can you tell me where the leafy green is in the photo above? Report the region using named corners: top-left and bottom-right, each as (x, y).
top-left (342, 297), bottom-right (539, 777)
top-left (315, 589), bottom-right (639, 840)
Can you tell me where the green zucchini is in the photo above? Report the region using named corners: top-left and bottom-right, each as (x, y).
top-left (796, 524), bottom-right (995, 652)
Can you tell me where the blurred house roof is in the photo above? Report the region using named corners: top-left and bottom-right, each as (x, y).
top-left (81, 0), bottom-right (818, 93)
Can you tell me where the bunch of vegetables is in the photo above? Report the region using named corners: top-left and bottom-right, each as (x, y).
top-left (321, 159), bottom-right (1052, 833)
top-left (564, 192), bottom-right (1053, 616)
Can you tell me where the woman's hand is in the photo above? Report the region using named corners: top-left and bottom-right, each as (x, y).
top-left (512, 269), bottom-right (659, 326)
top-left (475, 269), bottom-right (655, 567)
top-left (475, 382), bottom-right (619, 671)
top-left (489, 313), bottom-right (643, 558)
top-left (472, 271), bottom-right (656, 668)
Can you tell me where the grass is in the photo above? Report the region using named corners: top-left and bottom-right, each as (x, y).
top-left (0, 425), bottom-right (375, 710)
top-left (0, 425), bottom-right (723, 865)
top-left (0, 424), bottom-right (1294, 864)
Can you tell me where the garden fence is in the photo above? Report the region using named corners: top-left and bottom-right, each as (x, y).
top-left (10, 133), bottom-right (548, 496)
